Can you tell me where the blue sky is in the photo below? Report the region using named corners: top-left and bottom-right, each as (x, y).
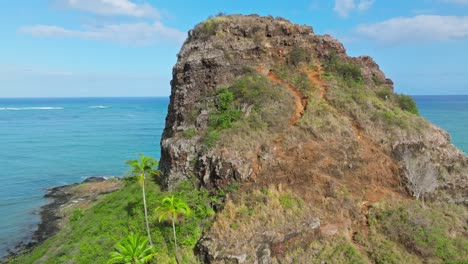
top-left (0, 0), bottom-right (467, 97)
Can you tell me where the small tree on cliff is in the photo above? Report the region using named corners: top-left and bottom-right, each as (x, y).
top-left (402, 150), bottom-right (438, 202)
top-left (126, 154), bottom-right (160, 247)
top-left (155, 196), bottom-right (191, 264)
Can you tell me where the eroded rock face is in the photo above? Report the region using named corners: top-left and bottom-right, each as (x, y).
top-left (160, 14), bottom-right (467, 263)
top-left (160, 15), bottom-right (398, 189)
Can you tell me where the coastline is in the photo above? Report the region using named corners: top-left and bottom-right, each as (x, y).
top-left (3, 177), bottom-right (122, 262)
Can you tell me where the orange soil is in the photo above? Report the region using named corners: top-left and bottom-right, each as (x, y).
top-left (267, 71), bottom-right (307, 125)
top-left (249, 63), bottom-right (407, 249)
top-left (300, 65), bottom-right (327, 99)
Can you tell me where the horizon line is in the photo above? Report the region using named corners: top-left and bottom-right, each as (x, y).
top-left (0, 96), bottom-right (171, 99)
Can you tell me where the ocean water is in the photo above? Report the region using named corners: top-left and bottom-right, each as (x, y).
top-left (414, 95), bottom-right (468, 154)
top-left (0, 97), bottom-right (168, 257)
top-left (0, 95), bottom-right (467, 258)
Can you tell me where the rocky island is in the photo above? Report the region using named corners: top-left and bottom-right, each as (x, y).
top-left (8, 14), bottom-right (467, 264)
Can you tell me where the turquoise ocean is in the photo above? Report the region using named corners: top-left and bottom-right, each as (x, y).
top-left (0, 95), bottom-right (467, 257)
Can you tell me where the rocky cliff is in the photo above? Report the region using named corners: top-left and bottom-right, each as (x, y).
top-left (160, 14), bottom-right (467, 263)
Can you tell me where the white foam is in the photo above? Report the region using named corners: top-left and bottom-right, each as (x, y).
top-left (89, 106), bottom-right (111, 109)
top-left (0, 107), bottom-right (63, 111)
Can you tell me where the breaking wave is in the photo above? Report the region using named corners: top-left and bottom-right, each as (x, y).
top-left (0, 107), bottom-right (63, 111)
top-left (89, 106), bottom-right (111, 109)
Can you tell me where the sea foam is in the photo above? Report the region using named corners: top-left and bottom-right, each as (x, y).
top-left (0, 107), bottom-right (63, 111)
top-left (89, 106), bottom-right (111, 109)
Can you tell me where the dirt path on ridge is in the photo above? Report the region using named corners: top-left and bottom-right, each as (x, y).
top-left (266, 71), bottom-right (307, 125)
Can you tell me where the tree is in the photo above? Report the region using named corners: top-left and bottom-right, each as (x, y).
top-left (402, 150), bottom-right (438, 202)
top-left (108, 234), bottom-right (156, 264)
top-left (126, 154), bottom-right (160, 247)
top-left (155, 196), bottom-right (191, 264)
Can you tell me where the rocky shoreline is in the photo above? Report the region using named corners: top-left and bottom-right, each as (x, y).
top-left (3, 177), bottom-right (121, 261)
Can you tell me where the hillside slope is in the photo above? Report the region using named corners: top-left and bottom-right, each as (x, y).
top-left (160, 14), bottom-right (468, 263)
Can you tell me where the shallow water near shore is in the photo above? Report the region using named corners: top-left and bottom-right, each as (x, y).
top-left (0, 95), bottom-right (467, 258)
top-left (0, 97), bottom-right (168, 257)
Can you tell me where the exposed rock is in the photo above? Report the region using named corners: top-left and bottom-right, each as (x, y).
top-left (160, 14), bottom-right (467, 262)
top-left (160, 14), bottom-right (397, 190)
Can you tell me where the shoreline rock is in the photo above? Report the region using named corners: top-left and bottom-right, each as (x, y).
top-left (3, 177), bottom-right (122, 261)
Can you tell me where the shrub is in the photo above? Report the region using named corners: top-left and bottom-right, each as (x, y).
top-left (196, 16), bottom-right (227, 40)
top-left (203, 129), bottom-right (220, 148)
top-left (181, 129), bottom-right (196, 139)
top-left (324, 53), bottom-right (363, 84)
top-left (288, 47), bottom-right (311, 67)
top-left (398, 94), bottom-right (419, 115)
top-left (70, 208), bottom-right (85, 222)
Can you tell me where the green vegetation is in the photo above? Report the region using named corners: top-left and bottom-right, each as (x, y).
top-left (126, 154), bottom-right (160, 247)
top-left (281, 237), bottom-right (367, 264)
top-left (272, 64), bottom-right (312, 96)
top-left (108, 234), bottom-right (156, 264)
top-left (324, 53), bottom-right (363, 85)
top-left (195, 16), bottom-right (228, 40)
top-left (369, 201), bottom-right (468, 263)
top-left (155, 196), bottom-right (191, 264)
top-left (210, 88), bottom-right (241, 130)
top-left (70, 208), bottom-right (85, 222)
top-left (398, 94), bottom-right (419, 115)
top-left (288, 47), bottom-right (311, 67)
top-left (10, 161), bottom-right (215, 263)
top-left (202, 74), bottom-right (292, 149)
top-left (181, 129), bottom-right (197, 139)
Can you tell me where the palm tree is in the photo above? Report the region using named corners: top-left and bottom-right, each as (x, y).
top-left (126, 153), bottom-right (160, 247)
top-left (155, 196), bottom-right (191, 264)
top-left (108, 233), bottom-right (156, 264)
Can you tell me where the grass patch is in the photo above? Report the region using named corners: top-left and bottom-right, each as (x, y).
top-left (194, 16), bottom-right (228, 40)
top-left (369, 201), bottom-right (468, 262)
top-left (280, 237), bottom-right (367, 264)
top-left (181, 128), bottom-right (197, 139)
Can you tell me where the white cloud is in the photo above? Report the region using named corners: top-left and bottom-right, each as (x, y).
top-left (55, 0), bottom-right (159, 18)
top-left (334, 0), bottom-right (355, 17)
top-left (357, 0), bottom-right (374, 11)
top-left (355, 15), bottom-right (468, 43)
top-left (20, 22), bottom-right (186, 45)
top-left (334, 0), bottom-right (374, 17)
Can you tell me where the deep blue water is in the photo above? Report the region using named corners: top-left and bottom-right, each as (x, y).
top-left (0, 95), bottom-right (467, 258)
top-left (0, 97), bottom-right (168, 257)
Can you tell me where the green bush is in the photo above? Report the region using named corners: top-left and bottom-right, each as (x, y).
top-left (288, 47), bottom-right (311, 67)
top-left (398, 94), bottom-right (419, 115)
top-left (196, 16), bottom-right (228, 40)
top-left (324, 53), bottom-right (363, 84)
top-left (203, 129), bottom-right (220, 148)
top-left (204, 74), bottom-right (290, 149)
top-left (70, 208), bottom-right (85, 222)
top-left (181, 128), bottom-right (197, 138)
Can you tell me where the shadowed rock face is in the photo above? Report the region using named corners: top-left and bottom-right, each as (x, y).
top-left (160, 14), bottom-right (467, 263)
